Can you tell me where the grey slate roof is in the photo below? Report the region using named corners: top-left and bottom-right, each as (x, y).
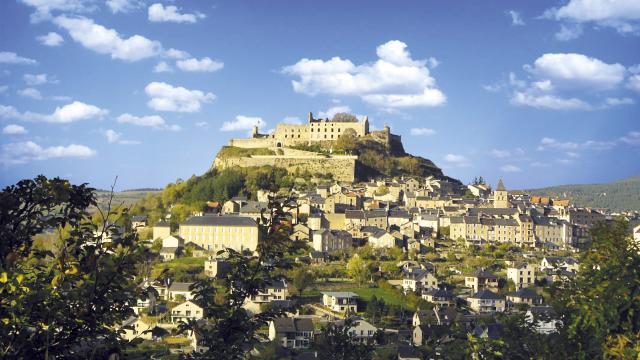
top-left (182, 215), bottom-right (257, 227)
top-left (470, 290), bottom-right (504, 300)
top-left (508, 287), bottom-right (542, 299)
top-left (272, 317), bottom-right (314, 333)
top-left (169, 282), bottom-right (193, 292)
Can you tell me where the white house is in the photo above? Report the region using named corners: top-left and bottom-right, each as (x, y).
top-left (171, 300), bottom-right (204, 324)
top-left (507, 262), bottom-right (536, 289)
top-left (526, 306), bottom-right (561, 334)
top-left (467, 290), bottom-right (506, 313)
top-left (268, 317), bottom-right (315, 349)
top-left (322, 292), bottom-right (358, 313)
top-left (168, 282), bottom-right (195, 301)
top-left (402, 268), bottom-right (438, 293)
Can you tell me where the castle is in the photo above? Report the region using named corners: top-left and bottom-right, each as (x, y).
top-left (214, 112), bottom-right (403, 182)
top-left (228, 112), bottom-right (370, 149)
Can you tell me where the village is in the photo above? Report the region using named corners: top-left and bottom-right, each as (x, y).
top-left (119, 173), bottom-right (640, 358)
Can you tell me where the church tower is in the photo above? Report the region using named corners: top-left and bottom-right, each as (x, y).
top-left (493, 179), bottom-right (509, 208)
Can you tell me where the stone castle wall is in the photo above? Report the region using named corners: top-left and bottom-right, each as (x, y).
top-left (214, 154), bottom-right (357, 182)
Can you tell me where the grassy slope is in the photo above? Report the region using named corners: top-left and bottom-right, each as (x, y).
top-left (94, 190), bottom-right (161, 211)
top-left (526, 176), bottom-right (640, 211)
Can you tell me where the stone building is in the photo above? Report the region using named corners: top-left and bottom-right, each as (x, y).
top-left (178, 216), bottom-right (259, 253)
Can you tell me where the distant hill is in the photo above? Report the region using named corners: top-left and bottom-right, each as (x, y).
top-left (527, 176), bottom-right (640, 211)
top-left (94, 189), bottom-right (161, 211)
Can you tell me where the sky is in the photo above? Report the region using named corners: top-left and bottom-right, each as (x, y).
top-left (0, 0), bottom-right (639, 191)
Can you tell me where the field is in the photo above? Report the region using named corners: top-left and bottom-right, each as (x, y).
top-left (93, 189), bottom-right (160, 212)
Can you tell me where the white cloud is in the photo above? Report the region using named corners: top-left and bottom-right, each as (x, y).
top-left (1, 141), bottom-right (95, 165)
top-left (0, 51), bottom-right (37, 65)
top-left (176, 57), bottom-right (224, 72)
top-left (537, 136), bottom-right (616, 151)
top-left (18, 88), bottom-right (43, 100)
top-left (318, 106), bottom-right (351, 119)
top-left (282, 40), bottom-right (446, 109)
top-left (489, 149), bottom-right (510, 158)
top-left (527, 53), bottom-right (625, 90)
top-left (508, 53), bottom-right (632, 110)
top-left (148, 3), bottom-right (205, 23)
top-left (555, 23), bottom-right (583, 41)
top-left (619, 131), bottom-right (640, 146)
top-left (605, 97), bottom-right (634, 106)
top-left (51, 95), bottom-right (72, 101)
top-left (144, 82), bottom-right (215, 113)
top-left (482, 83), bottom-right (502, 92)
top-left (0, 101), bottom-right (107, 123)
top-left (53, 15), bottom-right (162, 62)
top-left (104, 129), bottom-right (140, 144)
top-left (18, 0), bottom-right (96, 22)
top-left (282, 116), bottom-right (302, 124)
top-left (410, 128), bottom-right (436, 136)
top-left (116, 113), bottom-right (180, 131)
top-left (194, 121), bottom-right (208, 127)
top-left (106, 0), bottom-right (141, 14)
top-left (23, 73), bottom-right (57, 86)
top-left (153, 61), bottom-right (173, 73)
top-left (500, 164), bottom-right (522, 172)
top-left (507, 10), bottom-right (525, 25)
top-left (511, 92), bottom-right (591, 110)
top-left (545, 0), bottom-right (640, 36)
top-left (2, 124), bottom-right (28, 135)
top-left (164, 48), bottom-right (190, 59)
top-left (627, 74), bottom-right (640, 92)
top-left (36, 32), bottom-right (64, 46)
top-left (221, 115), bottom-right (266, 132)
top-left (444, 154), bottom-right (469, 164)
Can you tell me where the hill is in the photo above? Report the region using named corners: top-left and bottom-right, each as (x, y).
top-left (527, 176), bottom-right (640, 211)
top-left (94, 189), bottom-right (161, 211)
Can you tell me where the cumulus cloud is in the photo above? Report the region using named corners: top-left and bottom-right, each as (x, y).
top-left (0, 101), bottom-right (107, 123)
top-left (627, 74), bottom-right (640, 92)
top-left (24, 73), bottom-right (57, 86)
top-left (164, 48), bottom-right (190, 59)
top-left (18, 0), bottom-right (96, 22)
top-left (145, 82), bottom-right (215, 112)
top-left (410, 128), bottom-right (436, 136)
top-left (282, 40), bottom-right (446, 109)
top-left (148, 3), bottom-right (205, 23)
top-left (318, 106), bottom-right (352, 119)
top-left (508, 53), bottom-right (633, 110)
top-left (555, 23), bottom-right (584, 41)
top-left (116, 113), bottom-right (180, 131)
top-left (544, 0), bottom-right (640, 37)
top-left (0, 51), bottom-right (37, 65)
top-left (36, 32), bottom-right (64, 46)
top-left (500, 164), bottom-right (522, 172)
top-left (106, 0), bottom-right (141, 14)
top-left (443, 153), bottom-right (470, 168)
top-left (507, 10), bottom-right (525, 25)
top-left (153, 61), bottom-right (173, 73)
top-left (104, 129), bottom-right (140, 144)
top-left (1, 141), bottom-right (96, 165)
top-left (2, 124), bottom-right (28, 135)
top-left (18, 88), bottom-right (43, 100)
top-left (489, 148), bottom-right (525, 158)
top-left (605, 97), bottom-right (634, 106)
top-left (537, 136), bottom-right (617, 151)
top-left (194, 121), bottom-right (208, 127)
top-left (619, 131), bottom-right (640, 146)
top-left (176, 57), bottom-right (224, 72)
top-left (53, 15), bottom-right (162, 62)
top-left (221, 115), bottom-right (266, 132)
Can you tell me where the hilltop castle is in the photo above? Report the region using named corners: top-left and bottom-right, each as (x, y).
top-left (228, 112), bottom-right (370, 149)
top-left (213, 112), bottom-right (409, 182)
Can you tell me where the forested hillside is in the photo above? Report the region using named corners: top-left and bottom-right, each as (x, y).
top-left (528, 176), bottom-right (640, 211)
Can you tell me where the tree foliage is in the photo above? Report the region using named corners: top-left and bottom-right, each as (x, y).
top-left (314, 317), bottom-right (374, 360)
top-left (0, 176), bottom-right (148, 359)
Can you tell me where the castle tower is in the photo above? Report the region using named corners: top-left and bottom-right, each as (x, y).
top-left (251, 125), bottom-right (259, 138)
top-left (493, 179), bottom-right (509, 208)
top-left (384, 123), bottom-right (391, 149)
top-left (308, 112), bottom-right (314, 123)
top-left (363, 116), bottom-right (369, 134)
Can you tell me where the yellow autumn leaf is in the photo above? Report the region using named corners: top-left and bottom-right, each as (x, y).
top-left (65, 265), bottom-right (78, 275)
top-left (0, 272), bottom-right (7, 284)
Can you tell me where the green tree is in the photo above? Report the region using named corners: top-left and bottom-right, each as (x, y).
top-left (292, 266), bottom-right (314, 297)
top-left (0, 176), bottom-right (147, 359)
top-left (314, 317), bottom-right (374, 360)
top-left (553, 219), bottom-right (640, 359)
top-left (347, 255), bottom-right (371, 286)
top-left (334, 129), bottom-right (359, 154)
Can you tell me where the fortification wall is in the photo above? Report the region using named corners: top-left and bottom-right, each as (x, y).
top-left (214, 155), bottom-right (357, 182)
top-left (228, 138), bottom-right (276, 148)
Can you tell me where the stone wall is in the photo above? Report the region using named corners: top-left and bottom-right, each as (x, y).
top-left (214, 154), bottom-right (357, 182)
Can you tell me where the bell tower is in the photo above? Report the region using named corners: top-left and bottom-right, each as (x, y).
top-left (493, 179), bottom-right (509, 208)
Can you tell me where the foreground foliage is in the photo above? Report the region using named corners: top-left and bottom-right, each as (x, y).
top-left (0, 176), bottom-right (148, 359)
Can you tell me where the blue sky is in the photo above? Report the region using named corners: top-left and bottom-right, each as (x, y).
top-left (0, 0), bottom-right (639, 190)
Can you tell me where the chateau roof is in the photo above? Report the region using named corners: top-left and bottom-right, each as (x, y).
top-left (496, 179), bottom-right (506, 191)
